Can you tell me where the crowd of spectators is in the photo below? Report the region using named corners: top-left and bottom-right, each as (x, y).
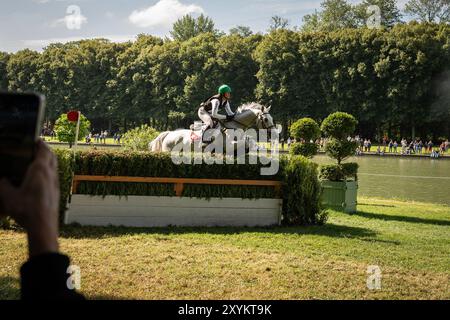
top-left (85, 131), bottom-right (121, 145)
top-left (283, 135), bottom-right (449, 158)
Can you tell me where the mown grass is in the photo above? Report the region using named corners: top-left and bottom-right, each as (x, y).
top-left (1, 197), bottom-right (449, 300)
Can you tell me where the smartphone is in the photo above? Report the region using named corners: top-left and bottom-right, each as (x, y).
top-left (0, 92), bottom-right (45, 187)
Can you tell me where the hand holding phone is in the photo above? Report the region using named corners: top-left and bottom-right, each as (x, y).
top-left (0, 92), bottom-right (45, 187)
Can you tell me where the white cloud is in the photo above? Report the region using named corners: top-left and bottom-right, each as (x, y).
top-left (129, 0), bottom-right (204, 28)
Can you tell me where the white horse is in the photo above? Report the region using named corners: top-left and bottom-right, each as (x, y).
top-left (149, 102), bottom-right (275, 153)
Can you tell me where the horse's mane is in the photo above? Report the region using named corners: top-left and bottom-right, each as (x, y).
top-left (237, 102), bottom-right (265, 113)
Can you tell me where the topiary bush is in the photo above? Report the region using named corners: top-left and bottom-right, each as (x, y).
top-left (122, 124), bottom-right (159, 151)
top-left (319, 163), bottom-right (358, 182)
top-left (290, 142), bottom-right (318, 158)
top-left (324, 139), bottom-right (358, 164)
top-left (321, 112), bottom-right (359, 181)
top-left (290, 118), bottom-right (320, 158)
top-left (290, 118), bottom-right (321, 141)
top-left (321, 112), bottom-right (358, 140)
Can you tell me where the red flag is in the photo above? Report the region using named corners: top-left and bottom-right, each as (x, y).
top-left (67, 111), bottom-right (80, 122)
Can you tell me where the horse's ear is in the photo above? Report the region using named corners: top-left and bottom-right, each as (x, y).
top-left (265, 105), bottom-right (272, 113)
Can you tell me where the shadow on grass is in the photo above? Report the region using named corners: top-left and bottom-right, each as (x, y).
top-left (358, 203), bottom-right (396, 208)
top-left (59, 222), bottom-right (383, 243)
top-left (0, 276), bottom-right (126, 300)
top-left (0, 276), bottom-right (20, 300)
top-left (352, 210), bottom-right (450, 226)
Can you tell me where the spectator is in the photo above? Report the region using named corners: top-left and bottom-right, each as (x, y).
top-left (0, 141), bottom-right (85, 300)
top-left (427, 141), bottom-right (434, 153)
top-left (393, 140), bottom-right (398, 153)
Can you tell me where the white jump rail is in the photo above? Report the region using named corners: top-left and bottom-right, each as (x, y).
top-left (66, 176), bottom-right (284, 227)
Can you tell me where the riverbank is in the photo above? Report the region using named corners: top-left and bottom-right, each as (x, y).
top-left (1, 197), bottom-right (448, 300)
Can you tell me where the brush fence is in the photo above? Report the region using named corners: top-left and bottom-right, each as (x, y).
top-left (65, 176), bottom-right (283, 227)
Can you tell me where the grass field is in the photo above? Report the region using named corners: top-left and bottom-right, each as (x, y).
top-left (1, 197), bottom-right (449, 300)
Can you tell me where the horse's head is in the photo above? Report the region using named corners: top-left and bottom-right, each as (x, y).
top-left (235, 102), bottom-right (276, 130)
top-left (257, 105), bottom-right (276, 130)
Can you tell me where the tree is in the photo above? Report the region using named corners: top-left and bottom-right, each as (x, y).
top-left (122, 124), bottom-right (159, 151)
top-left (269, 16), bottom-right (290, 31)
top-left (301, 11), bottom-right (322, 32)
top-left (6, 49), bottom-right (40, 92)
top-left (229, 26), bottom-right (253, 37)
top-left (0, 52), bottom-right (9, 90)
top-left (320, 0), bottom-right (357, 30)
top-left (405, 0), bottom-right (450, 23)
top-left (354, 0), bottom-right (403, 28)
top-left (54, 113), bottom-right (91, 147)
top-left (170, 14), bottom-right (217, 41)
top-left (301, 0), bottom-right (357, 32)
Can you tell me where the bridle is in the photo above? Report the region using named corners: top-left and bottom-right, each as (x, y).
top-left (257, 112), bottom-right (276, 130)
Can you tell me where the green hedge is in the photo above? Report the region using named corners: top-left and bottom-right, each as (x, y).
top-left (55, 150), bottom-right (324, 225)
top-left (54, 149), bottom-right (74, 222)
top-left (282, 156), bottom-right (327, 225)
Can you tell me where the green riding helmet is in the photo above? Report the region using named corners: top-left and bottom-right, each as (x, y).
top-left (218, 85), bottom-right (232, 95)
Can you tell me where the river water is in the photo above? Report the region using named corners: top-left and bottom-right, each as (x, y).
top-left (313, 155), bottom-right (450, 205)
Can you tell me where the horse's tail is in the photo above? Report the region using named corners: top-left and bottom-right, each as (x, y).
top-left (149, 131), bottom-right (171, 153)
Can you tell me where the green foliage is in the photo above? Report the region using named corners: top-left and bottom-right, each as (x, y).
top-left (301, 0), bottom-right (357, 32)
top-left (269, 16), bottom-right (290, 31)
top-left (290, 143), bottom-right (319, 158)
top-left (321, 112), bottom-right (358, 139)
top-left (2, 23), bottom-right (449, 140)
top-left (319, 162), bottom-right (359, 181)
top-left (170, 14), bottom-right (218, 41)
top-left (319, 164), bottom-right (345, 181)
top-left (324, 138), bottom-right (358, 164)
top-left (341, 162), bottom-right (359, 179)
top-left (405, 0), bottom-right (450, 23)
top-left (54, 113), bottom-right (91, 146)
top-left (229, 26), bottom-right (253, 37)
top-left (122, 125), bottom-right (160, 151)
top-left (290, 118), bottom-right (321, 141)
top-left (321, 112), bottom-right (358, 164)
top-left (0, 52), bottom-right (9, 90)
top-left (281, 156), bottom-right (327, 225)
top-left (54, 149), bottom-right (75, 222)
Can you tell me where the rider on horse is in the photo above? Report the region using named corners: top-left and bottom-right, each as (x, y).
top-left (198, 85), bottom-right (235, 142)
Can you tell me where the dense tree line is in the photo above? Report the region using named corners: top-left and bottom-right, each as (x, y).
top-left (0, 22), bottom-right (449, 140)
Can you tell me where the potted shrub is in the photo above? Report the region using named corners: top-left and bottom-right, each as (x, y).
top-left (289, 118), bottom-right (320, 158)
top-left (319, 112), bottom-right (359, 213)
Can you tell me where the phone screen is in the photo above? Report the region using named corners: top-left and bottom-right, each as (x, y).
top-left (0, 93), bottom-right (44, 187)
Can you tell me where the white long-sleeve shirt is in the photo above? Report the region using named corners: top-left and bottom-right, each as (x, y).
top-left (211, 99), bottom-right (234, 120)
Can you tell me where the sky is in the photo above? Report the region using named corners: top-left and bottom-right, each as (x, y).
top-left (0, 0), bottom-right (410, 53)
